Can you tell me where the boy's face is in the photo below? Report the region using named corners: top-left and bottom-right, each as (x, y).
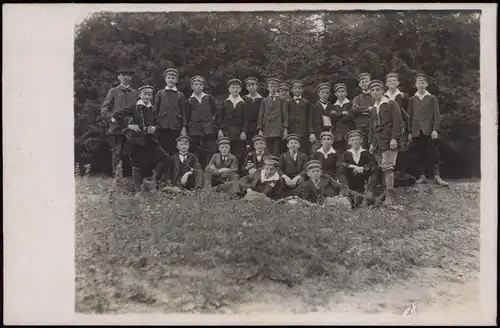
top-left (140, 90), bottom-right (153, 103)
top-left (291, 84), bottom-right (303, 97)
top-left (165, 74), bottom-right (178, 87)
top-left (279, 88), bottom-right (289, 98)
top-left (118, 73), bottom-right (132, 85)
top-left (254, 140), bottom-right (266, 152)
top-left (348, 135), bottom-right (362, 149)
top-left (415, 78), bottom-right (428, 90)
top-left (370, 86), bottom-right (384, 101)
top-left (263, 164), bottom-right (277, 177)
top-left (218, 144), bottom-right (230, 156)
top-left (321, 136), bottom-right (333, 148)
top-left (191, 81), bottom-right (204, 93)
top-left (359, 77), bottom-right (370, 91)
top-left (246, 82), bottom-right (258, 94)
top-left (287, 139), bottom-right (300, 151)
top-left (268, 82), bottom-right (279, 94)
top-left (308, 167), bottom-right (322, 180)
top-left (229, 84), bottom-right (242, 96)
top-left (335, 88), bottom-right (347, 100)
top-left (386, 77), bottom-right (399, 89)
top-left (176, 140), bottom-right (190, 153)
top-left (318, 88), bottom-right (330, 101)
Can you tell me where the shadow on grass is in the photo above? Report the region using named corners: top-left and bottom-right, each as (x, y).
top-left (75, 177), bottom-right (480, 313)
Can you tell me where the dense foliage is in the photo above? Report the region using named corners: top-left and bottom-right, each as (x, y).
top-left (74, 10), bottom-right (480, 177)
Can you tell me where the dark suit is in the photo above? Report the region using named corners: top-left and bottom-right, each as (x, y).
top-left (337, 149), bottom-right (378, 193)
top-left (205, 153), bottom-right (239, 187)
top-left (368, 99), bottom-right (404, 152)
top-left (170, 152), bottom-right (204, 190)
top-left (257, 95), bottom-right (289, 156)
top-left (332, 100), bottom-right (355, 153)
top-left (310, 148), bottom-right (339, 179)
top-left (154, 88), bottom-right (188, 155)
top-left (288, 97), bottom-right (311, 154)
top-left (221, 98), bottom-right (246, 161)
top-left (241, 150), bottom-right (272, 176)
top-left (295, 174), bottom-right (341, 204)
top-left (351, 92), bottom-right (374, 148)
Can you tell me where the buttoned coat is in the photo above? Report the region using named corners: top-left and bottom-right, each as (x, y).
top-left (101, 85), bottom-right (139, 135)
top-left (408, 93), bottom-right (441, 137)
top-left (154, 89), bottom-right (187, 131)
top-left (185, 94), bottom-right (220, 136)
top-left (279, 151), bottom-right (308, 179)
top-left (257, 95), bottom-right (289, 138)
top-left (368, 99), bottom-right (404, 151)
top-left (170, 152), bottom-right (202, 186)
top-left (309, 101), bottom-right (338, 138)
top-left (221, 98), bottom-right (246, 140)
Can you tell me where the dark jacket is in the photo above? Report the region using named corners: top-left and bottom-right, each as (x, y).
top-left (206, 153), bottom-right (239, 173)
top-left (310, 147), bottom-right (339, 179)
top-left (408, 91), bottom-right (441, 137)
top-left (368, 98), bottom-right (404, 151)
top-left (221, 97), bottom-right (246, 140)
top-left (170, 152), bottom-right (202, 186)
top-left (101, 84), bottom-right (139, 135)
top-left (296, 174), bottom-right (342, 204)
top-left (185, 93), bottom-right (220, 136)
top-left (243, 95), bottom-right (264, 136)
top-left (351, 92), bottom-right (374, 131)
top-left (279, 151), bottom-right (308, 179)
top-left (257, 95), bottom-right (289, 138)
top-left (249, 169), bottom-right (285, 200)
top-left (112, 100), bottom-right (159, 146)
top-left (288, 97), bottom-right (311, 138)
top-left (309, 100), bottom-right (338, 138)
top-left (337, 148), bottom-right (376, 172)
top-left (332, 99), bottom-right (355, 142)
top-left (154, 88), bottom-right (187, 131)
top-left (242, 149), bottom-right (272, 175)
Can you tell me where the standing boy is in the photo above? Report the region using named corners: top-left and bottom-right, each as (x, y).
top-left (309, 82), bottom-right (337, 152)
top-left (101, 67), bottom-right (138, 176)
top-left (408, 73), bottom-right (448, 186)
top-left (384, 72), bottom-right (410, 174)
top-left (154, 68), bottom-right (188, 156)
top-left (367, 80), bottom-right (404, 205)
top-left (278, 82), bottom-right (292, 153)
top-left (352, 72), bottom-right (374, 148)
top-left (111, 85), bottom-right (171, 192)
top-left (185, 75), bottom-right (220, 167)
top-left (310, 131), bottom-right (338, 180)
top-left (288, 79), bottom-right (312, 155)
top-left (332, 83), bottom-right (355, 154)
top-left (243, 77), bottom-right (263, 149)
top-left (169, 136), bottom-right (204, 191)
top-left (257, 78), bottom-right (289, 156)
top-left (279, 134), bottom-right (308, 196)
top-left (221, 78), bottom-right (247, 164)
top-left (205, 137), bottom-right (239, 188)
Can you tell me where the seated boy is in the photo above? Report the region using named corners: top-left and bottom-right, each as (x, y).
top-left (243, 156), bottom-right (285, 202)
top-left (168, 135), bottom-right (204, 191)
top-left (279, 133), bottom-right (308, 196)
top-left (205, 137), bottom-right (239, 188)
top-left (337, 130), bottom-right (378, 203)
top-left (112, 85), bottom-right (171, 193)
top-left (310, 131), bottom-right (338, 180)
top-left (242, 135), bottom-right (272, 178)
top-left (294, 160), bottom-right (363, 209)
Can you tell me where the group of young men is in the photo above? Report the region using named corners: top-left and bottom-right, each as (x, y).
top-left (101, 67), bottom-right (449, 208)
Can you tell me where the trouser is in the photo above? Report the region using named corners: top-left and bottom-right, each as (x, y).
top-left (374, 149), bottom-right (398, 193)
top-left (411, 133), bottom-right (440, 176)
top-left (267, 137), bottom-right (283, 157)
top-left (129, 143), bottom-right (171, 190)
top-left (110, 134), bottom-right (127, 176)
top-left (231, 140), bottom-right (247, 168)
top-left (204, 170), bottom-right (240, 188)
top-left (178, 169), bottom-right (204, 190)
top-left (395, 150), bottom-right (409, 173)
top-left (190, 134), bottom-right (217, 168)
top-left (158, 129), bottom-right (181, 156)
top-left (338, 167), bottom-right (378, 194)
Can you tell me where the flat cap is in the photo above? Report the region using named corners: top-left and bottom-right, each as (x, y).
top-left (415, 72), bottom-right (428, 81)
top-left (306, 160), bottom-right (323, 170)
top-left (278, 83), bottom-right (290, 90)
top-left (286, 133), bottom-right (301, 142)
top-left (252, 135), bottom-right (266, 143)
top-left (345, 129), bottom-right (364, 140)
top-left (227, 78), bottom-right (243, 87)
top-left (386, 72), bottom-right (399, 80)
top-left (117, 67), bottom-right (136, 75)
top-left (368, 79), bottom-right (384, 89)
top-left (357, 72), bottom-right (371, 81)
top-left (190, 75), bottom-right (205, 84)
top-left (216, 137), bottom-right (231, 147)
top-left (163, 68), bottom-right (179, 78)
top-left (266, 77), bottom-right (280, 84)
top-left (334, 83), bottom-right (347, 92)
top-left (175, 135), bottom-right (191, 143)
top-left (138, 85), bottom-right (154, 94)
top-left (290, 80), bottom-right (304, 87)
top-left (263, 156), bottom-right (280, 166)
top-left (317, 82), bottom-right (331, 92)
top-left (244, 77), bottom-right (259, 85)
top-left (320, 130), bottom-right (334, 139)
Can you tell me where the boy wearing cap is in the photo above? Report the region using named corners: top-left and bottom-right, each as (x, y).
top-left (220, 79), bottom-right (247, 164)
top-left (310, 131), bottom-right (339, 180)
top-left (243, 77), bottom-right (263, 148)
top-left (279, 134), bottom-right (308, 195)
top-left (154, 68), bottom-right (188, 157)
top-left (112, 85), bottom-right (171, 192)
top-left (338, 129), bottom-right (378, 202)
top-left (352, 72), bottom-right (375, 148)
top-left (384, 72), bottom-right (410, 174)
top-left (169, 135), bottom-right (204, 191)
top-left (278, 82), bottom-right (292, 153)
top-left (101, 67), bottom-right (138, 176)
top-left (367, 79), bottom-right (404, 205)
top-left (310, 82), bottom-right (338, 152)
top-left (257, 78), bottom-right (289, 157)
top-left (408, 73), bottom-right (448, 186)
top-left (185, 75), bottom-right (220, 168)
top-left (332, 83), bottom-right (355, 154)
top-left (242, 135), bottom-right (272, 178)
top-left (244, 156), bottom-right (286, 201)
top-left (295, 160), bottom-right (362, 208)
top-left (205, 137), bottom-right (239, 188)
top-left (289, 80), bottom-right (312, 155)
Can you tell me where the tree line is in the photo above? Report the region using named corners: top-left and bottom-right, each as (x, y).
top-left (74, 10), bottom-right (480, 178)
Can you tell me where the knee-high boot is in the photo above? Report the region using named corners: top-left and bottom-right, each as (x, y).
top-left (132, 167), bottom-right (142, 193)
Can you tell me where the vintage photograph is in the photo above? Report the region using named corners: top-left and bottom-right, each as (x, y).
top-left (74, 8), bottom-right (482, 316)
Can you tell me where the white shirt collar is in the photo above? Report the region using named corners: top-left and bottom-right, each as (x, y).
top-left (374, 97), bottom-right (390, 109)
top-left (334, 98), bottom-right (351, 106)
top-left (246, 93), bottom-right (263, 100)
top-left (227, 95), bottom-right (245, 107)
top-left (414, 90), bottom-right (432, 100)
top-left (268, 93), bottom-right (279, 98)
top-left (384, 89), bottom-right (404, 101)
top-left (317, 146), bottom-right (336, 156)
top-left (165, 86), bottom-right (178, 91)
top-left (347, 147), bottom-right (366, 154)
top-left (190, 92), bottom-right (208, 102)
top-left (136, 99), bottom-right (153, 108)
top-left (362, 90), bottom-right (370, 94)
top-left (120, 83), bottom-right (131, 89)
top-left (260, 170), bottom-right (280, 182)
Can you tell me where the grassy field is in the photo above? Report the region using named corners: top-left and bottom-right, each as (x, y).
top-left (75, 176), bottom-right (480, 314)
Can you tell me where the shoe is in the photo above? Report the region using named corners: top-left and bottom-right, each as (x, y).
top-left (415, 174), bottom-right (427, 184)
top-left (434, 175), bottom-right (449, 187)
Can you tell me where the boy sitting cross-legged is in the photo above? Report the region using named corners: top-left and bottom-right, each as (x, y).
top-left (204, 137), bottom-right (239, 189)
top-left (165, 135), bottom-right (204, 192)
top-left (279, 133), bottom-right (309, 196)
